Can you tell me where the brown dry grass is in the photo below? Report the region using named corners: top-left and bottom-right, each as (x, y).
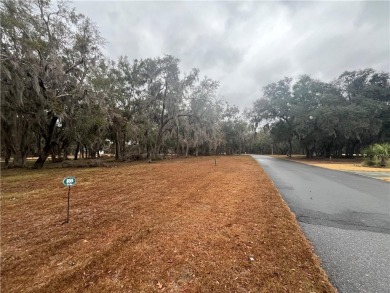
top-left (1, 156), bottom-right (335, 292)
top-left (275, 155), bottom-right (390, 182)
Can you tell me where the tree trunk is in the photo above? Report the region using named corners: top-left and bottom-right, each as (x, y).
top-left (153, 129), bottom-right (163, 159)
top-left (13, 149), bottom-right (26, 168)
top-left (4, 148), bottom-right (10, 167)
top-left (2, 138), bottom-right (13, 168)
top-left (121, 132), bottom-right (126, 159)
top-left (146, 143), bottom-right (150, 158)
top-left (115, 136), bottom-right (120, 160)
top-left (32, 115), bottom-right (58, 169)
top-left (64, 147), bottom-right (69, 160)
top-left (81, 146), bottom-right (85, 159)
top-left (84, 144), bottom-right (89, 159)
top-left (137, 140), bottom-right (141, 155)
top-left (33, 141), bottom-right (53, 169)
top-left (288, 139), bottom-right (292, 157)
top-left (176, 123), bottom-right (180, 155)
top-left (91, 147), bottom-right (96, 159)
top-left (10, 116), bottom-right (31, 167)
top-left (74, 143), bottom-right (80, 160)
top-left (36, 134), bottom-right (42, 156)
top-left (51, 147), bottom-right (56, 162)
top-left (305, 145), bottom-right (314, 158)
top-left (154, 91), bottom-right (167, 159)
top-left (345, 141), bottom-right (357, 158)
top-left (185, 142), bottom-right (189, 158)
top-left (57, 143), bottom-right (62, 160)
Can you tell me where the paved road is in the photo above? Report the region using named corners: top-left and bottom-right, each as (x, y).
top-left (251, 155), bottom-right (390, 293)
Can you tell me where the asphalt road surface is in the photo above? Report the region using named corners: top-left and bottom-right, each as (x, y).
top-left (251, 155), bottom-right (390, 293)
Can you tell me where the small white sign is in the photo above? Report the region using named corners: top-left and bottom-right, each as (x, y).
top-left (63, 176), bottom-right (76, 186)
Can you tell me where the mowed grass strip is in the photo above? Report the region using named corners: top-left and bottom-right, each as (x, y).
top-left (1, 156), bottom-right (335, 292)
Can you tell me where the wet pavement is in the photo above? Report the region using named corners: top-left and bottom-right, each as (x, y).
top-left (252, 155), bottom-right (390, 293)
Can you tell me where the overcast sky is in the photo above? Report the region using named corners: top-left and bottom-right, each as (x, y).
top-left (72, 0), bottom-right (389, 110)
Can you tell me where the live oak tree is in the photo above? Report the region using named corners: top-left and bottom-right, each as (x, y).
top-left (219, 104), bottom-right (251, 155)
top-left (142, 55), bottom-right (199, 159)
top-left (1, 0), bottom-right (42, 167)
top-left (251, 77), bottom-right (295, 156)
top-left (251, 70), bottom-right (390, 158)
top-left (334, 69), bottom-right (390, 156)
top-left (179, 76), bottom-right (222, 157)
top-left (1, 0), bottom-right (103, 168)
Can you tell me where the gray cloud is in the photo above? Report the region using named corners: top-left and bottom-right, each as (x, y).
top-left (72, 0), bottom-right (389, 110)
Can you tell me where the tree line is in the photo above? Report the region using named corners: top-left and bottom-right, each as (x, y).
top-left (249, 70), bottom-right (390, 158)
top-left (1, 0), bottom-right (251, 168)
top-left (1, 1), bottom-right (389, 168)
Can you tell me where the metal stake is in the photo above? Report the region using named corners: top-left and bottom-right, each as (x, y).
top-left (66, 186), bottom-right (70, 223)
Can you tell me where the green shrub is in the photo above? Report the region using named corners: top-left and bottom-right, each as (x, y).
top-left (362, 143), bottom-right (390, 167)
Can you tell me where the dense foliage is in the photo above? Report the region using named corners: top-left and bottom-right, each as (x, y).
top-left (1, 1), bottom-right (389, 168)
top-left (249, 71), bottom-right (390, 158)
top-left (362, 143), bottom-right (390, 167)
top-left (1, 0), bottom-right (251, 168)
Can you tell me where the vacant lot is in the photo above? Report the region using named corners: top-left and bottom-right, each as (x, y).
top-left (1, 156), bottom-right (335, 292)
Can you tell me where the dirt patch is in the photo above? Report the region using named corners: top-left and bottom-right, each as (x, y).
top-left (1, 156), bottom-right (335, 292)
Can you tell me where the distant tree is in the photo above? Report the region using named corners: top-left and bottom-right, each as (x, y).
top-left (251, 77), bottom-right (295, 156)
top-left (180, 77), bottom-right (221, 156)
top-left (219, 104), bottom-right (250, 155)
top-left (250, 69), bottom-right (389, 158)
top-left (142, 55), bottom-right (199, 158)
top-left (334, 69), bottom-right (390, 156)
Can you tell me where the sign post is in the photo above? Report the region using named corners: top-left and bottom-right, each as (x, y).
top-left (63, 176), bottom-right (76, 223)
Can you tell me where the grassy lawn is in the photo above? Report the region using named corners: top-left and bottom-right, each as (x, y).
top-left (1, 156), bottom-right (335, 292)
